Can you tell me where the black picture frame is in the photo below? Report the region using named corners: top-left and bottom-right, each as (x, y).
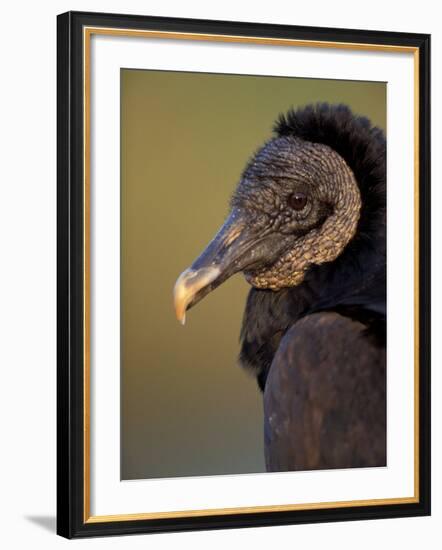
top-left (57, 10), bottom-right (431, 539)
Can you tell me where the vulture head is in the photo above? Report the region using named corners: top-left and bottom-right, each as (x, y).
top-left (174, 103), bottom-right (384, 325)
top-left (173, 103), bottom-right (387, 471)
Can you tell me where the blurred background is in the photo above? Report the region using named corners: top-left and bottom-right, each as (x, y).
top-left (121, 69), bottom-right (386, 480)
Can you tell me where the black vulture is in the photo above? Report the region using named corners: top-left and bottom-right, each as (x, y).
top-left (173, 103), bottom-right (386, 472)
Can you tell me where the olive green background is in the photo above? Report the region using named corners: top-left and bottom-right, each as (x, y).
top-left (121, 69), bottom-right (386, 480)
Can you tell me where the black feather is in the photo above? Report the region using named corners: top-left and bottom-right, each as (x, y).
top-left (240, 103), bottom-right (386, 390)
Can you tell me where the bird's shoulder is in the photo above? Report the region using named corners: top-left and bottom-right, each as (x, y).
top-left (264, 310), bottom-right (386, 420)
top-left (271, 310), bottom-right (385, 379)
top-left (264, 311), bottom-right (386, 471)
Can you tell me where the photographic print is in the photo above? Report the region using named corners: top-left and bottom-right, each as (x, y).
top-left (57, 11), bottom-right (430, 538)
top-left (121, 70), bottom-right (387, 480)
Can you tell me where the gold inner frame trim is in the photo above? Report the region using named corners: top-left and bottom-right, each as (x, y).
top-left (82, 26), bottom-right (421, 523)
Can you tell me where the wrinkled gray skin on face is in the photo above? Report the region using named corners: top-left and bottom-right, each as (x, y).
top-left (173, 135), bottom-right (361, 322)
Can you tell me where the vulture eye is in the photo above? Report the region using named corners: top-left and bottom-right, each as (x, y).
top-left (288, 192), bottom-right (308, 211)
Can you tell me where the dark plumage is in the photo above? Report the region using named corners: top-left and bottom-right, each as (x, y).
top-left (240, 104), bottom-right (386, 389)
top-left (174, 103), bottom-right (386, 472)
top-left (264, 312), bottom-right (386, 470)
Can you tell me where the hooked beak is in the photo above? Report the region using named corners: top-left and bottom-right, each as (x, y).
top-left (173, 208), bottom-right (289, 324)
top-left (174, 209), bottom-right (248, 324)
top-left (173, 209), bottom-right (253, 324)
top-left (174, 266), bottom-right (221, 325)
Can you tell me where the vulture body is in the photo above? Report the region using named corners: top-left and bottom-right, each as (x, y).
top-left (174, 103), bottom-right (386, 471)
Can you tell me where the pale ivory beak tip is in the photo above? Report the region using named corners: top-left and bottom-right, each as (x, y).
top-left (173, 266), bottom-right (220, 326)
top-left (173, 269), bottom-right (191, 326)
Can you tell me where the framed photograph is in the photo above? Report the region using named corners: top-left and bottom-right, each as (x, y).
top-left (57, 11), bottom-right (431, 538)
